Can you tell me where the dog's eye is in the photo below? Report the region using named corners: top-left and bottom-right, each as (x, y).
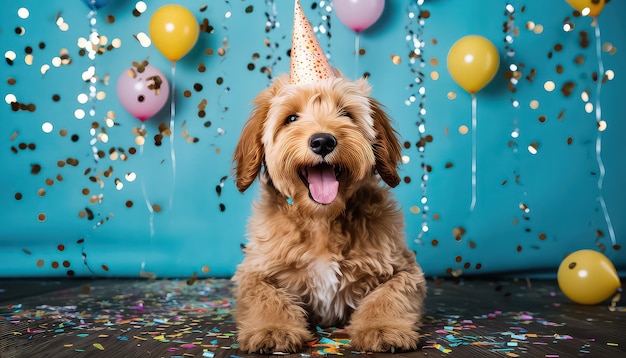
top-left (340, 111), bottom-right (353, 120)
top-left (285, 114), bottom-right (298, 125)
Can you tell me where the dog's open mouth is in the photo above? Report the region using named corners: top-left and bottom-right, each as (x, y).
top-left (299, 163), bottom-right (339, 205)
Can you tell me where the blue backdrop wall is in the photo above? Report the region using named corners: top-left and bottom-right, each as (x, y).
top-left (1, 0), bottom-right (624, 278)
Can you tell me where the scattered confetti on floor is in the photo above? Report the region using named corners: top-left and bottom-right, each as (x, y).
top-left (1, 278), bottom-right (624, 357)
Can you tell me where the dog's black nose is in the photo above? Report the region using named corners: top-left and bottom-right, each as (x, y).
top-left (309, 133), bottom-right (337, 157)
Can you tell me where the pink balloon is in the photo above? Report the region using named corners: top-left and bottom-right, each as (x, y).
top-left (334, 0), bottom-right (385, 33)
top-left (116, 64), bottom-right (170, 122)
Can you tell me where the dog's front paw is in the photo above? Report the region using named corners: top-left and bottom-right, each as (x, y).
top-left (237, 326), bottom-right (312, 354)
top-left (348, 326), bottom-right (420, 353)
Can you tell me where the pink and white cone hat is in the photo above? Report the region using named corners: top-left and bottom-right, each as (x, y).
top-left (290, 0), bottom-right (335, 84)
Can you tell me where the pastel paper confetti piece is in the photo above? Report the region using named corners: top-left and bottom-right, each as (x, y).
top-left (434, 343), bottom-right (452, 353)
top-left (93, 343), bottom-right (104, 350)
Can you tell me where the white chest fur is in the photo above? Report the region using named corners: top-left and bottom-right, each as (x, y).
top-left (308, 259), bottom-right (344, 325)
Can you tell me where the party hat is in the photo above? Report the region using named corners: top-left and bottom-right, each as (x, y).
top-left (290, 0), bottom-right (335, 84)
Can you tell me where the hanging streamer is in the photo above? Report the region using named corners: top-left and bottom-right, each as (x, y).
top-left (592, 20), bottom-right (616, 248)
top-left (216, 1), bottom-right (232, 121)
top-left (85, 4), bottom-right (101, 164)
top-left (262, 0), bottom-right (279, 81)
top-left (404, 0), bottom-right (430, 243)
top-left (314, 1), bottom-right (333, 62)
top-left (79, 0), bottom-right (106, 275)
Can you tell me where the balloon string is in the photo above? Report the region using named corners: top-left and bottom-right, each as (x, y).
top-left (593, 20), bottom-right (616, 246)
top-left (87, 8), bottom-right (99, 163)
top-left (169, 62), bottom-right (177, 210)
top-left (354, 33), bottom-right (360, 79)
top-left (139, 122), bottom-right (155, 238)
top-left (470, 93), bottom-right (477, 212)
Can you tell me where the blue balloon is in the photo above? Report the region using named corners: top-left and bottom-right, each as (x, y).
top-left (81, 0), bottom-right (111, 10)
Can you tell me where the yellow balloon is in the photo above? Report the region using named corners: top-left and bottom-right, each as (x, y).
top-left (447, 35), bottom-right (499, 94)
top-left (149, 4), bottom-right (199, 62)
top-left (557, 249), bottom-right (621, 305)
top-left (565, 0), bottom-right (605, 17)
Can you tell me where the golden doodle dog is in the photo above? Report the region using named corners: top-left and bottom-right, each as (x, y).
top-left (232, 0), bottom-right (426, 353)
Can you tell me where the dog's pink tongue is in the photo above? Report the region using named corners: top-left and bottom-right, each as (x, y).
top-left (307, 165), bottom-right (338, 204)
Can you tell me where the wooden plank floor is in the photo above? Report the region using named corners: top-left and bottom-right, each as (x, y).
top-left (1, 277), bottom-right (624, 357)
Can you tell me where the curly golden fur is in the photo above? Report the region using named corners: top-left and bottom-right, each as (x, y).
top-left (232, 73), bottom-right (427, 353)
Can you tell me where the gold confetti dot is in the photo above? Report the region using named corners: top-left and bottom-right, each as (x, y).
top-left (458, 125), bottom-right (469, 135)
top-left (447, 92), bottom-right (457, 100)
top-left (410, 206), bottom-right (420, 214)
top-left (391, 54), bottom-right (401, 65)
top-left (453, 227), bottom-right (466, 241)
top-left (529, 100), bottom-right (539, 109)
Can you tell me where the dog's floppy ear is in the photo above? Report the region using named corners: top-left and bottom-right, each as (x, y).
top-left (233, 76), bottom-right (289, 192)
top-left (233, 97), bottom-right (271, 193)
top-left (370, 99), bottom-right (402, 188)
top-left (233, 110), bottom-right (264, 193)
